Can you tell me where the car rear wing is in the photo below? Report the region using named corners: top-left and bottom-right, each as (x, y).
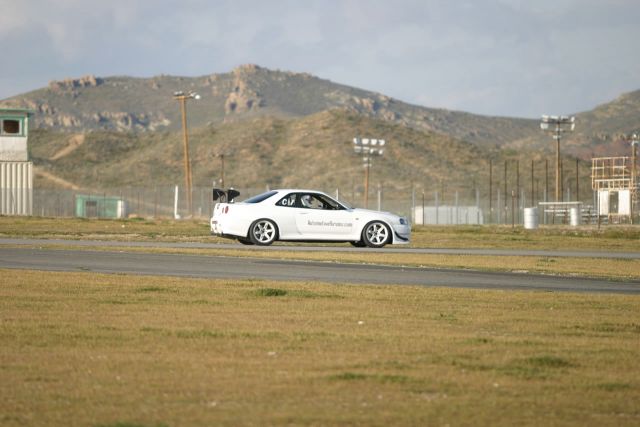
top-left (212, 188), bottom-right (240, 203)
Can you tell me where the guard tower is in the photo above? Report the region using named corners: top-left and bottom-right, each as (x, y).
top-left (0, 108), bottom-right (33, 215)
top-left (591, 137), bottom-right (638, 223)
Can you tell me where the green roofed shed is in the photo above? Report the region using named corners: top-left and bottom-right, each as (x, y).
top-left (75, 194), bottom-right (127, 218)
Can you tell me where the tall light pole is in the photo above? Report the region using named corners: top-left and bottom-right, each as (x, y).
top-left (353, 138), bottom-right (385, 209)
top-left (174, 90), bottom-right (200, 216)
top-left (540, 115), bottom-right (575, 202)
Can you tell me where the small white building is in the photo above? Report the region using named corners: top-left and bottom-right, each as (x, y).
top-left (413, 205), bottom-right (484, 225)
top-left (1, 108), bottom-right (33, 215)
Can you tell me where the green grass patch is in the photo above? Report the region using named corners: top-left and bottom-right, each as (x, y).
top-left (329, 372), bottom-right (368, 381)
top-left (175, 329), bottom-right (225, 339)
top-left (524, 355), bottom-right (575, 369)
top-left (596, 382), bottom-right (632, 391)
top-left (135, 286), bottom-right (171, 293)
top-left (253, 287), bottom-right (288, 297)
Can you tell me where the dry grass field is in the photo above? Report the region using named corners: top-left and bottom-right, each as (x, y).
top-left (1, 269), bottom-right (639, 426)
top-left (1, 217), bottom-right (639, 425)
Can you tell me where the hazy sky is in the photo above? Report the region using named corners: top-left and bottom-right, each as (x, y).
top-left (1, 0), bottom-right (639, 118)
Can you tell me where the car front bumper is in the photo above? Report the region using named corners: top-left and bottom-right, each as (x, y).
top-left (391, 223), bottom-right (411, 244)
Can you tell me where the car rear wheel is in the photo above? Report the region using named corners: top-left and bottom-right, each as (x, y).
top-left (238, 238), bottom-right (254, 245)
top-left (249, 219), bottom-right (278, 246)
top-left (350, 241), bottom-right (366, 247)
top-left (362, 221), bottom-right (390, 248)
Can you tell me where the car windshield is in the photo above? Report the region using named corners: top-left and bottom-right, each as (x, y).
top-left (336, 199), bottom-right (353, 209)
top-left (243, 190), bottom-right (278, 204)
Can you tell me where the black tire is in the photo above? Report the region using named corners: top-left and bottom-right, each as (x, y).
top-left (248, 219), bottom-right (278, 246)
top-left (362, 221), bottom-right (391, 248)
top-left (350, 241), bottom-right (367, 247)
top-left (238, 238), bottom-right (254, 245)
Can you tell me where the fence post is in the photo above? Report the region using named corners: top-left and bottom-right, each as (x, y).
top-left (476, 188), bottom-right (480, 224)
top-left (411, 185), bottom-right (415, 225)
top-left (455, 191), bottom-right (459, 225)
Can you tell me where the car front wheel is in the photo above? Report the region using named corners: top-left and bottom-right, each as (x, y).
top-left (249, 219), bottom-right (278, 246)
top-left (362, 221), bottom-right (390, 248)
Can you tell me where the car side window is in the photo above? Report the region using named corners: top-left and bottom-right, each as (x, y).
top-left (277, 193), bottom-right (298, 207)
top-left (300, 194), bottom-right (327, 209)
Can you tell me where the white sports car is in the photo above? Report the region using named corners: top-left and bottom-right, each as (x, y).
top-left (210, 189), bottom-right (410, 247)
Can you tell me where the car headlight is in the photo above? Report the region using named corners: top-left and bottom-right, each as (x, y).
top-left (399, 217), bottom-right (407, 225)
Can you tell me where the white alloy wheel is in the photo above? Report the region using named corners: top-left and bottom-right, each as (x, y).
top-left (363, 221), bottom-right (390, 248)
top-left (249, 219), bottom-right (277, 245)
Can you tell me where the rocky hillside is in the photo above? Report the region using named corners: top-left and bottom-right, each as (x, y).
top-left (4, 65), bottom-right (638, 159)
top-left (28, 110), bottom-right (481, 190)
top-left (4, 64), bottom-right (639, 159)
top-left (2, 64), bottom-right (539, 146)
top-left (29, 110), bottom-right (591, 201)
top-left (2, 64), bottom-right (636, 198)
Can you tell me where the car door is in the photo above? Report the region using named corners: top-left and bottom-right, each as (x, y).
top-left (294, 193), bottom-right (355, 239)
top-left (272, 192), bottom-right (301, 239)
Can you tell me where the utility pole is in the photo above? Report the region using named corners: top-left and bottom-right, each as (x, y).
top-left (504, 160), bottom-right (507, 223)
top-left (174, 90), bottom-right (200, 217)
top-left (353, 138), bottom-right (385, 209)
top-left (576, 158), bottom-right (579, 202)
top-left (516, 160), bottom-right (520, 224)
top-left (216, 153), bottom-right (231, 188)
top-left (531, 160), bottom-right (534, 207)
top-left (489, 159), bottom-right (493, 223)
top-left (540, 115), bottom-right (576, 202)
top-left (630, 134), bottom-right (638, 223)
top-left (545, 159), bottom-right (549, 201)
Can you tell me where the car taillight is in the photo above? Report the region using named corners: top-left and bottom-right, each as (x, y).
top-left (225, 206), bottom-right (229, 214)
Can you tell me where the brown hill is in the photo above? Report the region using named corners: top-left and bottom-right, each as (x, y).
top-left (30, 110), bottom-right (589, 204)
top-left (3, 64), bottom-right (635, 201)
top-left (4, 64), bottom-right (638, 160)
top-left (2, 64), bottom-right (538, 146)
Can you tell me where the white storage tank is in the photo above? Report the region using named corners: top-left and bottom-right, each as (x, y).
top-left (570, 207), bottom-right (581, 226)
top-left (524, 207), bottom-right (538, 229)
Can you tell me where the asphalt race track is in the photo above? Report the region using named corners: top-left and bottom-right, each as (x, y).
top-left (1, 245), bottom-right (638, 294)
top-left (1, 238), bottom-right (639, 259)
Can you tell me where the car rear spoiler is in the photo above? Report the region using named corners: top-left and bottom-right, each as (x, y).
top-left (212, 188), bottom-right (240, 203)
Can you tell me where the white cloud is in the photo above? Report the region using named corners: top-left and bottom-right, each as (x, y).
top-left (1, 0), bottom-right (639, 117)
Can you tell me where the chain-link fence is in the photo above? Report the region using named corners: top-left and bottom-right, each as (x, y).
top-left (30, 183), bottom-right (603, 226)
